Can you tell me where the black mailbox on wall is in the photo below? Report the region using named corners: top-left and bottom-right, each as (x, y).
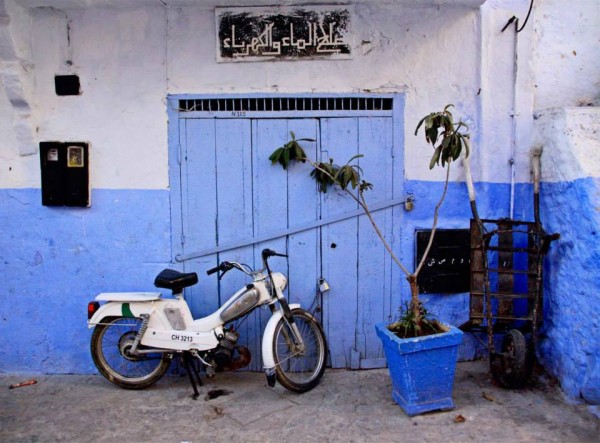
top-left (40, 142), bottom-right (89, 207)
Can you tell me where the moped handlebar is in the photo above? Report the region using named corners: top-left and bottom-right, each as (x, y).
top-left (261, 248), bottom-right (288, 260)
top-left (206, 261), bottom-right (233, 276)
top-left (206, 265), bottom-right (220, 275)
top-left (206, 250), bottom-right (287, 278)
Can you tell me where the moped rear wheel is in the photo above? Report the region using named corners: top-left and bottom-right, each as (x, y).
top-left (91, 317), bottom-right (171, 389)
top-left (272, 308), bottom-right (327, 393)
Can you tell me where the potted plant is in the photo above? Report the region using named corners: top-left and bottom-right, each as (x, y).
top-left (268, 105), bottom-right (470, 415)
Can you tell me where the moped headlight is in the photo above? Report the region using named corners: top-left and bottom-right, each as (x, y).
top-left (277, 274), bottom-right (287, 291)
top-left (267, 273), bottom-right (287, 294)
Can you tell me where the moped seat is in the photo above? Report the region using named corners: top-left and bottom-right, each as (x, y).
top-left (154, 269), bottom-right (198, 292)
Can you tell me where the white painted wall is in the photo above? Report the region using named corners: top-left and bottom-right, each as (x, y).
top-left (532, 0), bottom-right (600, 182)
top-left (0, 0), bottom-right (598, 189)
top-left (535, 107), bottom-right (600, 182)
top-left (534, 0), bottom-right (600, 110)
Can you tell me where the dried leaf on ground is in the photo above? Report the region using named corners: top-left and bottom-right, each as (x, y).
top-left (482, 392), bottom-right (496, 402)
top-left (9, 380), bottom-right (37, 389)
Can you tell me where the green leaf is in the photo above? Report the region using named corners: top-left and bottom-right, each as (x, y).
top-left (346, 154), bottom-right (364, 163)
top-left (269, 147), bottom-right (283, 165)
top-left (414, 115), bottom-right (428, 136)
top-left (451, 135), bottom-right (461, 160)
top-left (350, 168), bottom-right (359, 189)
top-left (425, 115), bottom-right (434, 129)
top-left (311, 162), bottom-right (337, 193)
top-left (441, 134), bottom-right (451, 151)
top-left (282, 147), bottom-right (290, 169)
top-left (429, 146), bottom-right (442, 169)
top-left (293, 142), bottom-right (301, 160)
top-left (342, 166), bottom-right (352, 189)
top-left (360, 180), bottom-right (373, 192)
top-left (426, 127), bottom-right (439, 145)
top-left (445, 109), bottom-right (453, 121)
top-left (292, 141), bottom-right (307, 162)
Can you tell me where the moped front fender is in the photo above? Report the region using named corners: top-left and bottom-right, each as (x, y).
top-left (261, 303), bottom-right (300, 385)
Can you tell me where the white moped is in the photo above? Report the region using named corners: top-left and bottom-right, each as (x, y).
top-left (87, 249), bottom-right (328, 398)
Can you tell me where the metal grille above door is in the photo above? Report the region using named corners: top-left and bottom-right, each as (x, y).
top-left (177, 96), bottom-right (394, 117)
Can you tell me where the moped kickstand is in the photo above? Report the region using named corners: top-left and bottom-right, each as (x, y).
top-left (182, 352), bottom-right (203, 400)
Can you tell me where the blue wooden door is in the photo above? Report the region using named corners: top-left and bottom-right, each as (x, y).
top-left (320, 116), bottom-right (400, 368)
top-left (176, 104), bottom-right (402, 370)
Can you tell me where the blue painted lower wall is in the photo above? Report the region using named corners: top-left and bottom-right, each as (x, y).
top-left (0, 189), bottom-right (172, 373)
top-left (537, 177), bottom-right (600, 404)
top-left (0, 179), bottom-right (597, 406)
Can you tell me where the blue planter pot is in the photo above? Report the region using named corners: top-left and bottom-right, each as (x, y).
top-left (375, 322), bottom-right (463, 416)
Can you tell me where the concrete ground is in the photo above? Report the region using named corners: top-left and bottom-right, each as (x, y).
top-left (1, 360), bottom-right (598, 443)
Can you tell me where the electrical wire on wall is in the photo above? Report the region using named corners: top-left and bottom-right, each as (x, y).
top-left (501, 0), bottom-right (534, 33)
top-left (501, 0), bottom-right (534, 219)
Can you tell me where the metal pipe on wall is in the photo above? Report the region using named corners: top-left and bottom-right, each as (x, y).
top-left (508, 19), bottom-right (519, 220)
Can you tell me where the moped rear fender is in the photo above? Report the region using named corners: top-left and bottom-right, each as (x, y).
top-left (261, 303), bottom-right (300, 380)
top-left (87, 293), bottom-right (171, 330)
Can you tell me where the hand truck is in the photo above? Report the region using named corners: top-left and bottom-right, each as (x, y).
top-left (462, 151), bottom-right (559, 388)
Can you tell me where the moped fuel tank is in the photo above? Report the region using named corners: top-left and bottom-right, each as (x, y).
top-left (220, 286), bottom-right (260, 323)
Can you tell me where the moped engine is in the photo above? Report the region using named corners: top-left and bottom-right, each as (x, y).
top-left (212, 328), bottom-right (251, 372)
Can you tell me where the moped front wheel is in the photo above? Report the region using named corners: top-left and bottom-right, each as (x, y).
top-left (90, 316), bottom-right (171, 389)
top-left (272, 308), bottom-right (327, 393)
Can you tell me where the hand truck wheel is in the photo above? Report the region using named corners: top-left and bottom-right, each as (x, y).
top-left (491, 329), bottom-right (532, 389)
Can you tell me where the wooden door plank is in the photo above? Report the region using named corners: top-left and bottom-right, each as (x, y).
top-left (181, 119), bottom-right (220, 317)
top-left (320, 117), bottom-right (359, 368)
top-left (389, 94), bottom-right (406, 334)
top-left (250, 118), bottom-right (291, 370)
top-left (283, 119), bottom-right (321, 313)
top-left (213, 119), bottom-right (258, 368)
top-left (355, 116), bottom-right (394, 365)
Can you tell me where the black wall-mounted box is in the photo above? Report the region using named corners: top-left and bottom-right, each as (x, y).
top-left (416, 229), bottom-right (470, 294)
top-left (39, 142), bottom-right (89, 207)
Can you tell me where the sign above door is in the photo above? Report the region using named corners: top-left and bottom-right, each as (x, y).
top-left (216, 6), bottom-right (353, 62)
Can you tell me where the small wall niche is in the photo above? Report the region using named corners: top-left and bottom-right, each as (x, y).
top-left (55, 75), bottom-right (81, 96)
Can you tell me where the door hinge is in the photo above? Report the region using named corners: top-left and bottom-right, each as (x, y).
top-left (181, 234), bottom-right (185, 245)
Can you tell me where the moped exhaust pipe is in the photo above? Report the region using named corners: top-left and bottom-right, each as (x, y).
top-left (217, 345), bottom-right (251, 372)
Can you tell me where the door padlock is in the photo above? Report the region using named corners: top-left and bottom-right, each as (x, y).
top-left (318, 278), bottom-right (330, 293)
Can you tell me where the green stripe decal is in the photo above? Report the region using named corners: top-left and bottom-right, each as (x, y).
top-left (121, 303), bottom-right (134, 318)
